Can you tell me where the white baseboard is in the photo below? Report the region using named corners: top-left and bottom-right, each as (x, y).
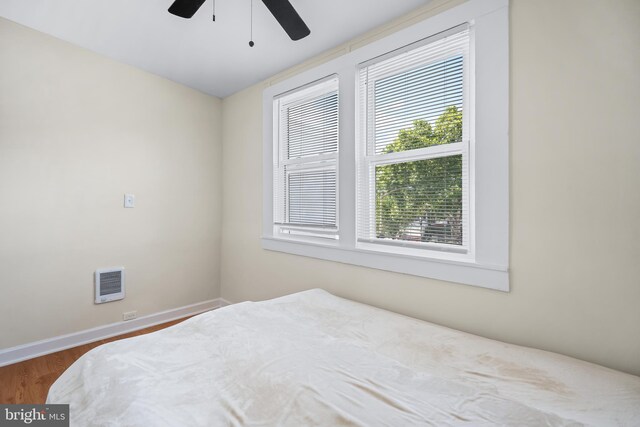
top-left (0, 298), bottom-right (227, 368)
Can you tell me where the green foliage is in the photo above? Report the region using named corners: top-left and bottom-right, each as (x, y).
top-left (375, 106), bottom-right (463, 244)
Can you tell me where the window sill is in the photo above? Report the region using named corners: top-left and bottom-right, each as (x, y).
top-left (261, 236), bottom-right (509, 292)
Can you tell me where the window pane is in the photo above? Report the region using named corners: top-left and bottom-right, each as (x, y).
top-left (286, 90), bottom-right (338, 159)
top-left (361, 28), bottom-right (469, 156)
top-left (375, 155), bottom-right (463, 246)
top-left (358, 28), bottom-right (469, 252)
top-left (374, 55), bottom-right (463, 155)
top-left (275, 78), bottom-right (339, 239)
top-left (288, 168), bottom-right (336, 227)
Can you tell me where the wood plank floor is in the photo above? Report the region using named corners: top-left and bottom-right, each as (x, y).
top-left (0, 317), bottom-right (190, 404)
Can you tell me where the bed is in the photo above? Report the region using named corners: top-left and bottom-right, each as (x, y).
top-left (47, 289), bottom-right (640, 426)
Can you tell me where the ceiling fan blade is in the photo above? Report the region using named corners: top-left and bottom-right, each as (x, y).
top-left (168, 0), bottom-right (207, 18)
top-left (261, 0), bottom-right (310, 41)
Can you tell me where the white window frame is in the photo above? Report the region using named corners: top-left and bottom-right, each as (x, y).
top-left (263, 0), bottom-right (509, 291)
top-left (273, 76), bottom-right (340, 241)
top-left (357, 25), bottom-right (472, 259)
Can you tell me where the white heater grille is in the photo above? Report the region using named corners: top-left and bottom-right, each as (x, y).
top-left (95, 267), bottom-right (125, 304)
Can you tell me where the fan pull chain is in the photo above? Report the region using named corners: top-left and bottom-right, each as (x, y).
top-left (212, 0), bottom-right (216, 21)
top-left (249, 0), bottom-right (255, 47)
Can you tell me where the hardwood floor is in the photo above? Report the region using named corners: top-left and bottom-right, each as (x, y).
top-left (0, 317), bottom-right (190, 404)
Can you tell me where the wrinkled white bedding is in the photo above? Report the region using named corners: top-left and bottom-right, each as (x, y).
top-left (48, 289), bottom-right (640, 426)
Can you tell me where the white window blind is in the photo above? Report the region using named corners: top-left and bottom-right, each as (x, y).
top-left (274, 77), bottom-right (339, 239)
top-left (357, 27), bottom-right (470, 253)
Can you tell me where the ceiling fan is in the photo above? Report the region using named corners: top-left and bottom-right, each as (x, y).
top-left (168, 0), bottom-right (311, 42)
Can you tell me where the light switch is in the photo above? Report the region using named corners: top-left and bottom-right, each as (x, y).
top-left (124, 194), bottom-right (135, 208)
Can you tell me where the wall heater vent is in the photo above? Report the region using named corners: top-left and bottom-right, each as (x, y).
top-left (95, 267), bottom-right (125, 304)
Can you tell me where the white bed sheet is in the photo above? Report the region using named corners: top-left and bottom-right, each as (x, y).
top-left (48, 289), bottom-right (640, 426)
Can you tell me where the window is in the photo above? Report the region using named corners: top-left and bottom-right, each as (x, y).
top-left (273, 77), bottom-right (339, 240)
top-left (263, 0), bottom-right (509, 291)
top-left (357, 27), bottom-right (470, 257)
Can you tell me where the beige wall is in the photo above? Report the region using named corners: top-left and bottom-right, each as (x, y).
top-left (0, 18), bottom-right (223, 348)
top-left (221, 0), bottom-right (640, 375)
top-left (1, 0), bottom-right (638, 376)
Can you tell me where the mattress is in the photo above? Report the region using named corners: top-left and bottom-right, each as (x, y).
top-left (47, 289), bottom-right (640, 426)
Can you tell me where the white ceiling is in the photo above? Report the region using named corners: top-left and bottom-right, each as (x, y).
top-left (0, 0), bottom-right (429, 98)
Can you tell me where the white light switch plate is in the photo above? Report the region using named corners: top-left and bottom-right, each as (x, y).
top-left (124, 194), bottom-right (135, 208)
